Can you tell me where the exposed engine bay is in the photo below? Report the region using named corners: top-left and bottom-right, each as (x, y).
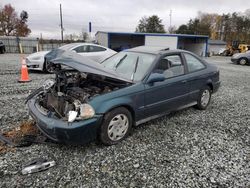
top-left (32, 70), bottom-right (130, 121)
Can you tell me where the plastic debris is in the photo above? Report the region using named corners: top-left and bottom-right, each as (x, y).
top-left (21, 158), bottom-right (56, 175)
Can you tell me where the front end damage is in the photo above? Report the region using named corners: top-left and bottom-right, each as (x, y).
top-left (27, 69), bottom-right (130, 144)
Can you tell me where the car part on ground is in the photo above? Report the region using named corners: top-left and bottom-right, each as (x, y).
top-left (21, 158), bottom-right (56, 175)
top-left (0, 121), bottom-right (50, 154)
top-left (0, 133), bottom-right (15, 146)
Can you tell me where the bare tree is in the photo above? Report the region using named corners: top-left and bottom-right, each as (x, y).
top-left (0, 4), bottom-right (31, 36)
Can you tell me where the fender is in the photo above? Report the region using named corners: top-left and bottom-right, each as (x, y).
top-left (90, 96), bottom-right (136, 114)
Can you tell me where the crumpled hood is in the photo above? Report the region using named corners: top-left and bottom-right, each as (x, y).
top-left (50, 49), bottom-right (133, 83)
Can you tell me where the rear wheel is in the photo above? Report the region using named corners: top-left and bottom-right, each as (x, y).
top-left (238, 58), bottom-right (248, 65)
top-left (99, 107), bottom-right (132, 145)
top-left (195, 86), bottom-right (212, 110)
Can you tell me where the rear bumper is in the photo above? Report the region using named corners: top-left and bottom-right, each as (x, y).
top-left (28, 98), bottom-right (103, 145)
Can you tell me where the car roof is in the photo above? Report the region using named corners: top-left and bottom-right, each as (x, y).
top-left (126, 46), bottom-right (185, 55)
top-left (59, 42), bottom-right (107, 50)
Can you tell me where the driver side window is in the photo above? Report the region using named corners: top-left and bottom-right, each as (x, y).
top-left (154, 55), bottom-right (184, 78)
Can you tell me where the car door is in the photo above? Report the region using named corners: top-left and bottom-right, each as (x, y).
top-left (182, 52), bottom-right (207, 102)
top-left (144, 53), bottom-right (190, 117)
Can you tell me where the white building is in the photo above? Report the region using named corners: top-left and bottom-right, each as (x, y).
top-left (95, 31), bottom-right (209, 57)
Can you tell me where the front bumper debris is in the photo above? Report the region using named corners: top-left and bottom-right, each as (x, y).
top-left (28, 98), bottom-right (103, 144)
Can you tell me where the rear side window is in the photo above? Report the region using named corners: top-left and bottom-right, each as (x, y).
top-left (89, 45), bottom-right (106, 52)
top-left (184, 53), bottom-right (205, 72)
top-left (73, 45), bottom-right (88, 53)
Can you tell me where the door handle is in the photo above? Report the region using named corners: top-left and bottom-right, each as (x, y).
top-left (181, 80), bottom-right (187, 83)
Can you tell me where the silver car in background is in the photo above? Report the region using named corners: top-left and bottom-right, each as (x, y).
top-left (231, 50), bottom-right (250, 65)
top-left (26, 43), bottom-right (116, 73)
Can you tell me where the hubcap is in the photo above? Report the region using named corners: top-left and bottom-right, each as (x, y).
top-left (107, 114), bottom-right (129, 141)
top-left (239, 59), bottom-right (246, 65)
top-left (46, 62), bottom-right (55, 73)
top-left (201, 90), bottom-right (210, 107)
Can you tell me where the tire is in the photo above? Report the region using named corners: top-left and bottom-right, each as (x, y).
top-left (195, 86), bottom-right (212, 110)
top-left (238, 58), bottom-right (248, 65)
top-left (99, 107), bottom-right (132, 145)
top-left (43, 61), bottom-right (54, 73)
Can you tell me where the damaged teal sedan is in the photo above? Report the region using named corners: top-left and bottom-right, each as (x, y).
top-left (27, 46), bottom-right (220, 145)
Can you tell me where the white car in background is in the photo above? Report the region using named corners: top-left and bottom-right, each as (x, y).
top-left (26, 43), bottom-right (116, 73)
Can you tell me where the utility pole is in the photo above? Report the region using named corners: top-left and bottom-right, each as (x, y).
top-left (169, 9), bottom-right (172, 29)
top-left (60, 4), bottom-right (64, 43)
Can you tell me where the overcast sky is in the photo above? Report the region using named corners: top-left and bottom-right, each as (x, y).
top-left (1, 0), bottom-right (250, 39)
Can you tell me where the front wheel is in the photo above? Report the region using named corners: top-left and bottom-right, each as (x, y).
top-left (195, 86), bottom-right (212, 110)
top-left (99, 107), bottom-right (132, 145)
top-left (43, 61), bottom-right (55, 73)
top-left (238, 58), bottom-right (248, 65)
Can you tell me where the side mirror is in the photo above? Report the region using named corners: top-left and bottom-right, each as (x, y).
top-left (71, 50), bottom-right (77, 53)
top-left (147, 73), bottom-right (165, 84)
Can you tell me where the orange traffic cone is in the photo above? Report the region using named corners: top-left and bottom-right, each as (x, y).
top-left (18, 57), bottom-right (31, 83)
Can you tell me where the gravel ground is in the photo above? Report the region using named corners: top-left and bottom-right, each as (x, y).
top-left (0, 54), bottom-right (249, 187)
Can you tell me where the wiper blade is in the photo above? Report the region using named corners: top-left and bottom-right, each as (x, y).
top-left (131, 57), bottom-right (139, 81)
top-left (115, 54), bottom-right (127, 69)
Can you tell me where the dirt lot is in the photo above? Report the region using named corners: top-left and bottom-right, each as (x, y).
top-left (0, 54), bottom-right (249, 187)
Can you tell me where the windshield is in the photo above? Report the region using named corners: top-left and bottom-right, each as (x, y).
top-left (102, 51), bottom-right (156, 81)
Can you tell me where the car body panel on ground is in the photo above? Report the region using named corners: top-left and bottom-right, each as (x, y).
top-left (27, 46), bottom-right (220, 145)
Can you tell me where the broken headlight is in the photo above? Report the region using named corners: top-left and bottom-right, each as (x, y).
top-left (79, 104), bottom-right (95, 119)
top-left (68, 103), bottom-right (95, 122)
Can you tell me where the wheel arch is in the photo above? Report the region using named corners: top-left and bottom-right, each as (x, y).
top-left (103, 104), bottom-right (136, 125)
top-left (207, 82), bottom-right (213, 92)
top-left (238, 57), bottom-right (248, 65)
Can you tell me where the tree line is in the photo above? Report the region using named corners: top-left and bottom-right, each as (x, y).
top-left (136, 9), bottom-right (250, 44)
